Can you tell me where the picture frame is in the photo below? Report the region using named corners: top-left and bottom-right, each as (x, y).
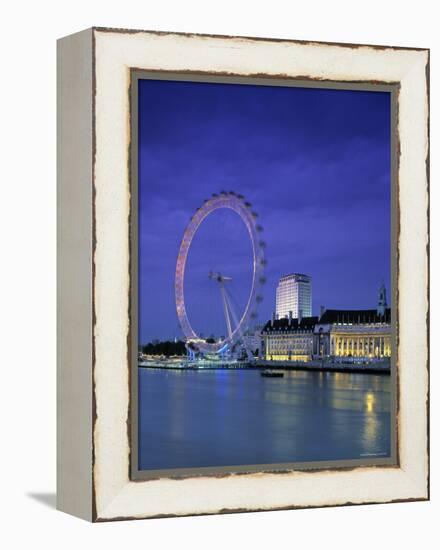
top-left (57, 27), bottom-right (429, 521)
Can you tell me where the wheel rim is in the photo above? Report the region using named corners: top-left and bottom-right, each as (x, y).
top-left (175, 192), bottom-right (265, 354)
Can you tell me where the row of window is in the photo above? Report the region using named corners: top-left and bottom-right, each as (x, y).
top-left (335, 339), bottom-right (390, 348)
top-left (267, 338), bottom-right (313, 343)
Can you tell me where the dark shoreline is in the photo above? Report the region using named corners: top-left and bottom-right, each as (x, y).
top-left (257, 364), bottom-right (390, 375)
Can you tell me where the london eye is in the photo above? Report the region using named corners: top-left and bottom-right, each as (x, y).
top-left (175, 191), bottom-right (266, 358)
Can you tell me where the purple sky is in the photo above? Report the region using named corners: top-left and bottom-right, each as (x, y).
top-left (138, 79), bottom-right (391, 344)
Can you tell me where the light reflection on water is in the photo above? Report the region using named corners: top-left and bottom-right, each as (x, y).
top-left (138, 369), bottom-right (391, 471)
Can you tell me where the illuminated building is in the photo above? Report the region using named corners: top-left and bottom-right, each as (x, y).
top-left (314, 284), bottom-right (390, 359)
top-left (262, 312), bottom-right (317, 361)
top-left (275, 273), bottom-right (312, 319)
top-left (263, 285), bottom-right (391, 362)
top-left (313, 306), bottom-right (391, 359)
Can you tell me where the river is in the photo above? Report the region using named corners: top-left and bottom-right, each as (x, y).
top-left (138, 368), bottom-right (391, 471)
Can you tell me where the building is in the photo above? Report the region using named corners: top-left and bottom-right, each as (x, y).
top-left (263, 285), bottom-right (391, 362)
top-left (262, 312), bottom-right (318, 362)
top-left (313, 307), bottom-right (391, 360)
top-left (275, 273), bottom-right (312, 319)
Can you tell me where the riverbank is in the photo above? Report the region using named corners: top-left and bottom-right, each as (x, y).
top-left (138, 358), bottom-right (390, 374)
top-left (256, 359), bottom-right (390, 375)
top-left (138, 359), bottom-right (250, 370)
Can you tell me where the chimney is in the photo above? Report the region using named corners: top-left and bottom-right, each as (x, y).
top-left (288, 311), bottom-right (292, 326)
top-left (271, 312), bottom-right (276, 327)
top-left (319, 305), bottom-right (326, 321)
top-left (298, 309), bottom-right (303, 324)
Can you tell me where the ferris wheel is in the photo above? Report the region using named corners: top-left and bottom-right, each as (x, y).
top-left (175, 191), bottom-right (266, 357)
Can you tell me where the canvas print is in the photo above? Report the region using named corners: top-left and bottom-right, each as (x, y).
top-left (135, 76), bottom-right (395, 474)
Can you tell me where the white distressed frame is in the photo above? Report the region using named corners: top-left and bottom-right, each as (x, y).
top-left (58, 27), bottom-right (429, 522)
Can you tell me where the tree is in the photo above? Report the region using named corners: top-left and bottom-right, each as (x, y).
top-left (140, 340), bottom-right (186, 356)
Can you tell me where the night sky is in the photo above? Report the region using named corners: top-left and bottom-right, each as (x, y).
top-left (138, 79), bottom-right (391, 344)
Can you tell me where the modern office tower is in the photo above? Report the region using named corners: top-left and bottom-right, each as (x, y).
top-left (275, 273), bottom-right (312, 319)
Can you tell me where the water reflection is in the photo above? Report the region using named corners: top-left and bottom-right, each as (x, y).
top-left (365, 392), bottom-right (375, 413)
top-left (138, 369), bottom-right (391, 470)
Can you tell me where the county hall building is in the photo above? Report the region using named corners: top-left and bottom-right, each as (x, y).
top-left (262, 284), bottom-right (391, 362)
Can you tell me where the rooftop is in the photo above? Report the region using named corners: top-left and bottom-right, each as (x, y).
top-left (261, 307), bottom-right (391, 333)
top-left (278, 273), bottom-right (311, 282)
top-left (319, 308), bottom-right (391, 325)
top-left (262, 316), bottom-right (319, 333)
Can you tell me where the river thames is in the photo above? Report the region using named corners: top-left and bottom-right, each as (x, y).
top-left (138, 368), bottom-right (391, 471)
